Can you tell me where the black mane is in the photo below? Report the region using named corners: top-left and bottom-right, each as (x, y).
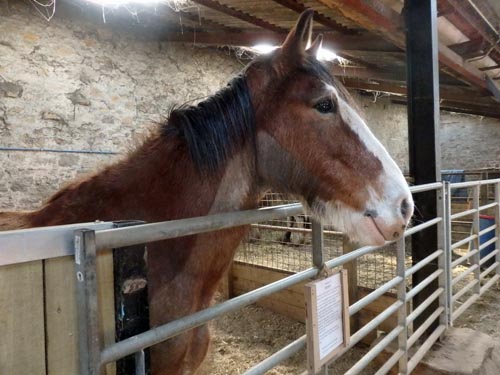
top-left (162, 75), bottom-right (255, 174)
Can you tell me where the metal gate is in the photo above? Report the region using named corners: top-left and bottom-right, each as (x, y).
top-left (1, 179), bottom-right (500, 375)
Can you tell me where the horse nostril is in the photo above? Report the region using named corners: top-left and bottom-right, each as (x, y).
top-left (364, 209), bottom-right (378, 218)
top-left (400, 198), bottom-right (410, 219)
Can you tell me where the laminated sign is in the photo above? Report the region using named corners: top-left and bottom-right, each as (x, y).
top-left (305, 269), bottom-right (349, 373)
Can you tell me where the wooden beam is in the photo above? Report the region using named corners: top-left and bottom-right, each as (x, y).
top-left (160, 31), bottom-right (401, 53)
top-left (480, 64), bottom-right (500, 71)
top-left (316, 0), bottom-right (490, 92)
top-left (391, 97), bottom-right (500, 119)
top-left (448, 38), bottom-right (489, 59)
top-left (177, 10), bottom-right (238, 31)
top-left (331, 66), bottom-right (406, 82)
top-left (271, 0), bottom-right (356, 34)
top-left (191, 0), bottom-right (285, 33)
top-left (442, 0), bottom-right (500, 61)
top-left (342, 78), bottom-right (497, 106)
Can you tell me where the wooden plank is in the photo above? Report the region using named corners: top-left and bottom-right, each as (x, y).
top-left (45, 256), bottom-right (79, 374)
top-left (232, 262), bottom-right (307, 295)
top-left (45, 250), bottom-right (116, 375)
top-left (245, 291), bottom-right (306, 323)
top-left (232, 263), bottom-right (404, 346)
top-left (233, 278), bottom-right (305, 308)
top-left (318, 0), bottom-right (490, 92)
top-left (0, 261), bottom-right (45, 375)
top-left (98, 248), bottom-right (117, 375)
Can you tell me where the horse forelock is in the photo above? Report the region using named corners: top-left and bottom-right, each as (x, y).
top-left (161, 75), bottom-right (256, 175)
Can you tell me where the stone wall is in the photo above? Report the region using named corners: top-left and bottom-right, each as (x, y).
top-left (356, 94), bottom-right (500, 173)
top-left (1, 3), bottom-right (500, 211)
top-left (0, 4), bottom-right (242, 210)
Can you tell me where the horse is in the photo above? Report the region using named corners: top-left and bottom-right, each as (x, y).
top-left (0, 10), bottom-right (413, 375)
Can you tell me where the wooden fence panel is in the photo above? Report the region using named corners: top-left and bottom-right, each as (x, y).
top-left (0, 261), bottom-right (46, 375)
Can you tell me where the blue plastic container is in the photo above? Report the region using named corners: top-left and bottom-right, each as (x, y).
top-left (479, 215), bottom-right (496, 268)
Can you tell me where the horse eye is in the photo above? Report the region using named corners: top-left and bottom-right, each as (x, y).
top-left (314, 99), bottom-right (335, 114)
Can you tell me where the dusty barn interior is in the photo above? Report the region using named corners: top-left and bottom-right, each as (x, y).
top-left (1, 0), bottom-right (500, 374)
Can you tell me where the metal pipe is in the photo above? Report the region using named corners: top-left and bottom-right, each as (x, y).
top-left (451, 249), bottom-right (478, 267)
top-left (250, 223), bottom-right (341, 236)
top-left (407, 325), bottom-right (446, 373)
top-left (396, 237), bottom-right (408, 374)
top-left (406, 269), bottom-right (443, 301)
top-left (135, 350), bottom-right (145, 375)
top-left (406, 288), bottom-right (443, 325)
top-left (479, 248), bottom-right (498, 263)
top-left (452, 265), bottom-right (478, 286)
top-left (0, 146), bottom-right (118, 155)
top-left (408, 307), bottom-right (445, 348)
top-left (452, 294), bottom-right (479, 321)
top-left (349, 276), bottom-right (403, 315)
top-left (95, 203), bottom-right (304, 250)
top-left (479, 202), bottom-right (498, 211)
top-left (451, 235), bottom-right (477, 251)
top-left (344, 326), bottom-right (403, 375)
top-left (409, 182), bottom-right (443, 193)
top-left (374, 349), bottom-right (404, 375)
top-left (451, 179), bottom-right (500, 189)
top-left (480, 274), bottom-right (500, 294)
top-left (452, 279), bottom-right (478, 303)
top-left (242, 336), bottom-right (306, 375)
top-left (405, 249), bottom-right (443, 278)
top-left (480, 261), bottom-right (499, 279)
top-left (450, 208), bottom-right (477, 221)
top-left (100, 262), bottom-right (319, 364)
top-left (404, 217), bottom-right (442, 237)
top-left (445, 181), bottom-right (453, 325)
top-left (479, 237), bottom-right (498, 251)
top-left (479, 224), bottom-right (496, 237)
top-left (349, 301), bottom-right (403, 347)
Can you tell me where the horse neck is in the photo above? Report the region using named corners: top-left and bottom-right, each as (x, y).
top-left (26, 135), bottom-right (261, 228)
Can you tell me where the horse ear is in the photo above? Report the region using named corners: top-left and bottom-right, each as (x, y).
top-left (281, 9), bottom-right (315, 56)
top-left (306, 34), bottom-right (323, 57)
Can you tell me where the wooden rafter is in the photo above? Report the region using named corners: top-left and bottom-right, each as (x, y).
top-left (341, 78), bottom-right (493, 104)
top-left (160, 31), bottom-right (400, 52)
top-left (177, 9), bottom-right (237, 31)
top-left (316, 0), bottom-right (490, 92)
top-left (190, 0), bottom-right (285, 33)
top-left (271, 0), bottom-right (356, 34)
top-left (442, 0), bottom-right (500, 62)
top-left (448, 38), bottom-right (489, 59)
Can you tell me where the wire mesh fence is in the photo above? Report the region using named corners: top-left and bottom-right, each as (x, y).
top-left (234, 192), bottom-right (412, 291)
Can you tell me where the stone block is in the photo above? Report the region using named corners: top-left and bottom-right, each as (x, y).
top-left (0, 81), bottom-right (23, 98)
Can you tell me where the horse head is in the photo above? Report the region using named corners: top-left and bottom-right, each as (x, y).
top-left (246, 10), bottom-right (413, 246)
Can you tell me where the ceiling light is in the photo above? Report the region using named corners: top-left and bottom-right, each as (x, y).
top-left (317, 47), bottom-right (338, 61)
top-left (86, 0), bottom-right (164, 6)
top-left (251, 44), bottom-right (279, 54)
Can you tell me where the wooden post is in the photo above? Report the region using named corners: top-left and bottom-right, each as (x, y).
top-left (343, 235), bottom-right (359, 332)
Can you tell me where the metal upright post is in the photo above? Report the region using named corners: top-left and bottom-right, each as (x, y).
top-left (74, 229), bottom-right (102, 375)
top-left (495, 183), bottom-right (500, 276)
top-left (438, 183), bottom-right (449, 328)
top-left (396, 237), bottom-right (408, 374)
top-left (135, 350), bottom-right (146, 375)
top-left (445, 182), bottom-right (453, 325)
top-left (472, 185), bottom-right (481, 295)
